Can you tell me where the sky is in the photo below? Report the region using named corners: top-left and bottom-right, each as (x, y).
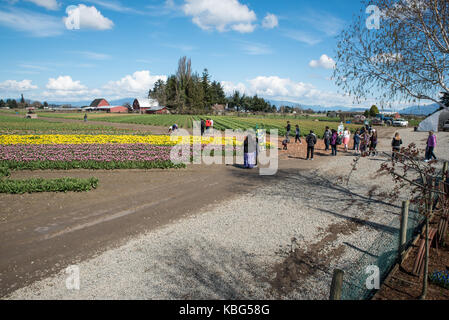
top-left (0, 0), bottom-right (378, 107)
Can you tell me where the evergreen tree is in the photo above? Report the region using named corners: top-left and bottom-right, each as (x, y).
top-left (0, 99), bottom-right (5, 108)
top-left (440, 92), bottom-right (449, 108)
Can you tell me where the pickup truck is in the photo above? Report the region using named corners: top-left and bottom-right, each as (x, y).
top-left (392, 118), bottom-right (409, 127)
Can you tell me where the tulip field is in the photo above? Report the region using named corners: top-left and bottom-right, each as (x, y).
top-left (33, 112), bottom-right (359, 138)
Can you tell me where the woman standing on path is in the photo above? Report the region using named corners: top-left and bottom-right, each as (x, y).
top-left (244, 134), bottom-right (257, 169)
top-left (360, 130), bottom-right (370, 157)
top-left (425, 131), bottom-right (437, 162)
top-left (343, 127), bottom-right (351, 152)
top-left (353, 130), bottom-right (361, 154)
top-left (392, 132), bottom-right (402, 160)
top-left (330, 129), bottom-right (338, 156)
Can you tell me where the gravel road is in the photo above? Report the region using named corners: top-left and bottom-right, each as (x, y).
top-left (5, 128), bottom-right (449, 300)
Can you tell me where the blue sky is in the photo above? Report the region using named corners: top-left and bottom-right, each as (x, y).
top-left (0, 0), bottom-right (372, 107)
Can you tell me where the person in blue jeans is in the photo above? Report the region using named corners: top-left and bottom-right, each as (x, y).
top-left (353, 129), bottom-right (361, 153)
top-left (425, 131), bottom-right (437, 162)
top-left (330, 129), bottom-right (338, 156)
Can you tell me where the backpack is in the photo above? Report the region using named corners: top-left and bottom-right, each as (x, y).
top-left (336, 136), bottom-right (342, 145)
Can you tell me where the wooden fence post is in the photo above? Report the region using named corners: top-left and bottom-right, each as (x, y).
top-left (398, 200), bottom-right (410, 263)
top-left (329, 269), bottom-right (344, 300)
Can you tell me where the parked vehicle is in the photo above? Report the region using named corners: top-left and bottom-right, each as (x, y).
top-left (371, 118), bottom-right (383, 126)
top-left (392, 118), bottom-right (409, 127)
top-left (376, 114), bottom-right (393, 125)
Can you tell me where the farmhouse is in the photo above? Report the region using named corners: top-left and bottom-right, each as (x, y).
top-left (212, 104), bottom-right (226, 115)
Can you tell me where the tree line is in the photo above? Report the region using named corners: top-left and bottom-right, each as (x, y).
top-left (148, 56), bottom-right (275, 114)
top-left (0, 94), bottom-right (48, 109)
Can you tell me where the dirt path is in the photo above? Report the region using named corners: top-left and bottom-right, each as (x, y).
top-left (0, 125), bottom-right (415, 299)
top-left (0, 150), bottom-right (327, 298)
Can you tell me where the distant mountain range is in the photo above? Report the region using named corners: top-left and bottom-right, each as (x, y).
top-left (268, 99), bottom-right (441, 116)
top-left (2, 96), bottom-right (442, 116)
top-left (399, 103), bottom-right (440, 115)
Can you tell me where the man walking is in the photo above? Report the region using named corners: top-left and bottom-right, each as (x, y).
top-left (306, 130), bottom-right (317, 160)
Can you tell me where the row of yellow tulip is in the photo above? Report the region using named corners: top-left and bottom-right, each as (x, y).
top-left (0, 134), bottom-right (243, 146)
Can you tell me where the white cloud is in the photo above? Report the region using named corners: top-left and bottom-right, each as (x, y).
top-left (239, 41), bottom-right (272, 55)
top-left (24, 0), bottom-right (59, 10)
top-left (42, 76), bottom-right (99, 100)
top-left (0, 8), bottom-right (63, 37)
top-left (284, 30), bottom-right (322, 46)
top-left (63, 4), bottom-right (114, 30)
top-left (262, 13), bottom-right (278, 29)
top-left (221, 81), bottom-right (248, 95)
top-left (46, 76), bottom-right (87, 91)
top-left (85, 0), bottom-right (143, 14)
top-left (74, 51), bottom-right (112, 60)
top-left (182, 0), bottom-right (257, 33)
top-left (222, 76), bottom-right (354, 107)
top-left (103, 70), bottom-right (167, 99)
top-left (309, 54), bottom-right (336, 69)
top-left (0, 79), bottom-right (38, 92)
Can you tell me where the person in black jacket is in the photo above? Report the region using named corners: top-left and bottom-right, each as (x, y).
top-left (200, 119), bottom-right (205, 136)
top-left (285, 121), bottom-right (291, 143)
top-left (306, 130), bottom-right (317, 160)
top-left (391, 132), bottom-right (402, 160)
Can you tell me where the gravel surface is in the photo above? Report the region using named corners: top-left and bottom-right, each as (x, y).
top-left (5, 128), bottom-right (449, 300)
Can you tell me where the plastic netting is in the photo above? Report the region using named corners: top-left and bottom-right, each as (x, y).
top-left (340, 203), bottom-right (424, 300)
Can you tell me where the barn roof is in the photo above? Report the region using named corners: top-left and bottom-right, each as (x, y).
top-left (90, 98), bottom-right (108, 108)
top-left (134, 98), bottom-right (160, 109)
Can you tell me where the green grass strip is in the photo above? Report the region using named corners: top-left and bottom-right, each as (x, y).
top-left (0, 177), bottom-right (99, 194)
top-left (0, 160), bottom-right (186, 171)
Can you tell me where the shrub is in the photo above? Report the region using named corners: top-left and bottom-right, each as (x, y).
top-left (0, 177), bottom-right (99, 194)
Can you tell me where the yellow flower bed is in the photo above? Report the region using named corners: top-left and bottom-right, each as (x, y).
top-left (0, 135), bottom-right (242, 146)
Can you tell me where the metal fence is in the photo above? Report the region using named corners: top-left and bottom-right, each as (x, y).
top-left (340, 203), bottom-right (424, 300)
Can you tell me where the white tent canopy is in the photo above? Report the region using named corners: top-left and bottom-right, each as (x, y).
top-left (417, 109), bottom-right (449, 132)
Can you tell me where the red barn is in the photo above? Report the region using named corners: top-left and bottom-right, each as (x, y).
top-left (145, 106), bottom-right (170, 114)
top-left (97, 106), bottom-right (129, 113)
top-left (90, 98), bottom-right (110, 108)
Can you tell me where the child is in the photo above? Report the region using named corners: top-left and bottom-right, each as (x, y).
top-left (282, 138), bottom-right (288, 150)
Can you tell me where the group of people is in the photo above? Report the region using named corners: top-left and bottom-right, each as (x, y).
top-left (283, 122), bottom-right (382, 160)
top-left (200, 119), bottom-right (214, 135)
